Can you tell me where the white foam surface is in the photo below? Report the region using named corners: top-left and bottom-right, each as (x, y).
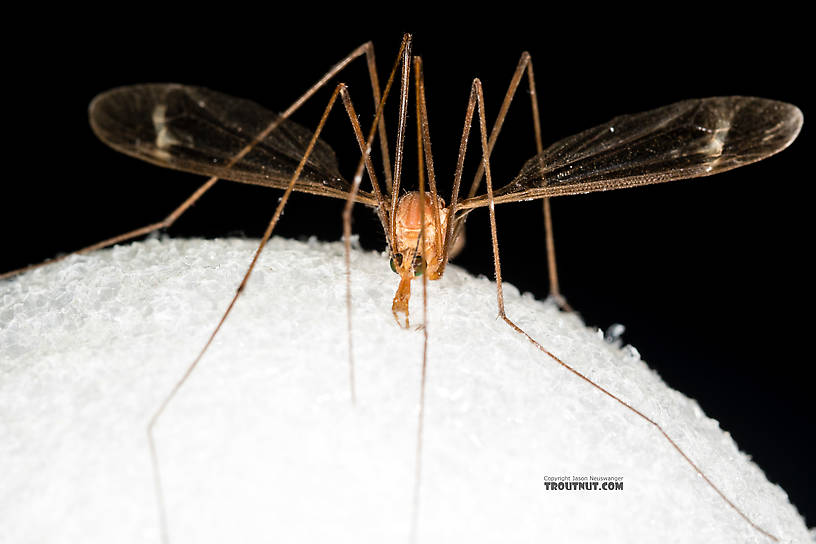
top-left (0, 237), bottom-right (810, 543)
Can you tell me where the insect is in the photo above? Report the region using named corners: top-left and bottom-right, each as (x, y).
top-left (0, 34), bottom-right (804, 542)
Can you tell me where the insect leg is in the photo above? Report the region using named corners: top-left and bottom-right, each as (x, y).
top-left (146, 82), bottom-right (358, 544)
top-left (472, 77), bottom-right (779, 543)
top-left (0, 180), bottom-right (216, 281)
top-left (461, 52), bottom-right (570, 310)
top-left (409, 55), bottom-right (432, 544)
top-left (0, 40), bottom-right (389, 281)
top-left (338, 35), bottom-right (414, 403)
top-left (413, 57), bottom-right (445, 256)
top-left (388, 35), bottom-right (413, 247)
top-left (438, 53), bottom-right (532, 276)
top-left (523, 57), bottom-right (570, 311)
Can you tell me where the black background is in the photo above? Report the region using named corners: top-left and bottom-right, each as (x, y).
top-left (4, 5), bottom-right (813, 530)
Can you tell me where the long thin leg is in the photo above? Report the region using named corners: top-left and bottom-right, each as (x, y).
top-left (1, 40), bottom-right (389, 281)
top-left (388, 40), bottom-right (413, 243)
top-left (147, 82), bottom-right (377, 544)
top-left (525, 60), bottom-right (571, 311)
top-left (464, 52), bottom-right (535, 200)
top-left (460, 53), bottom-right (570, 310)
top-left (341, 34), bottom-right (414, 403)
top-left (437, 92), bottom-right (478, 277)
top-left (363, 43), bottom-right (393, 196)
top-left (471, 78), bottom-right (779, 543)
top-left (414, 57), bottom-right (444, 255)
top-left (410, 55), bottom-right (430, 544)
top-left (0, 180), bottom-right (215, 281)
top-left (541, 197), bottom-right (570, 310)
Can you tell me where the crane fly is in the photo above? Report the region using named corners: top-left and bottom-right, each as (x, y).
top-left (87, 85), bottom-right (803, 326)
top-left (3, 34), bottom-right (803, 542)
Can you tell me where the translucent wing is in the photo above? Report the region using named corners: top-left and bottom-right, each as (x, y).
top-left (461, 97), bottom-right (802, 208)
top-left (89, 84), bottom-right (380, 206)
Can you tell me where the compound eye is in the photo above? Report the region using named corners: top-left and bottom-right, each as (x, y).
top-left (389, 254), bottom-right (403, 274)
top-left (412, 256), bottom-right (426, 276)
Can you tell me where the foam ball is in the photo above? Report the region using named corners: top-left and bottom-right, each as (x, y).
top-left (0, 238), bottom-right (808, 543)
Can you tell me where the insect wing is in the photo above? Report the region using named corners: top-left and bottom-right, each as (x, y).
top-left (478, 97), bottom-right (802, 204)
top-left (89, 84), bottom-right (378, 205)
